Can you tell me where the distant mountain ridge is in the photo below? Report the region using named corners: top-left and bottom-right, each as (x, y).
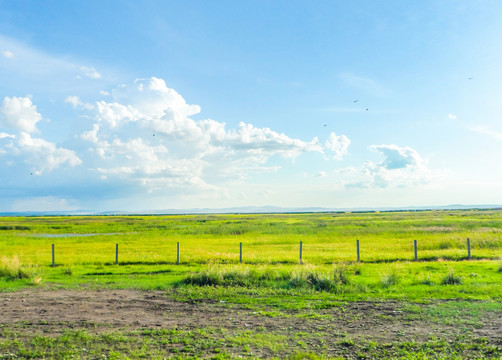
top-left (1, 204), bottom-right (501, 216)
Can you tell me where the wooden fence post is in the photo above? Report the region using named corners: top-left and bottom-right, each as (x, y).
top-left (176, 242), bottom-right (180, 265)
top-left (414, 240), bottom-right (418, 261)
top-left (356, 240), bottom-right (360, 263)
top-left (467, 238), bottom-right (471, 260)
top-left (115, 244), bottom-right (118, 265)
top-left (299, 241), bottom-right (303, 265)
top-left (239, 242), bottom-right (243, 264)
top-left (51, 244), bottom-right (55, 267)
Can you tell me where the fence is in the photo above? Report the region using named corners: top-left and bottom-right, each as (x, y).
top-left (48, 238), bottom-right (475, 266)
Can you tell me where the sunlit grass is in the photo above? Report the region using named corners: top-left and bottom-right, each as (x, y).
top-left (0, 210), bottom-right (500, 298)
top-left (0, 210), bottom-right (500, 266)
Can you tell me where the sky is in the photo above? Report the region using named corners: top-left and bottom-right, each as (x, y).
top-left (0, 0), bottom-right (501, 212)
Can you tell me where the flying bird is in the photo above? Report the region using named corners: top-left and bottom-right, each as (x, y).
top-left (353, 100), bottom-right (359, 103)
top-left (323, 124), bottom-right (327, 127)
top-left (468, 77), bottom-right (473, 80)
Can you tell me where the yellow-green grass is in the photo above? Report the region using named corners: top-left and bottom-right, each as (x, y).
top-left (0, 210), bottom-right (501, 300)
top-left (1, 211), bottom-right (501, 359)
top-left (0, 210), bottom-right (500, 266)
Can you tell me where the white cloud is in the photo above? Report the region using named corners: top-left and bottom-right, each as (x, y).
top-left (369, 144), bottom-right (425, 170)
top-left (111, 77), bottom-right (201, 118)
top-left (13, 132), bottom-right (82, 174)
top-left (225, 122), bottom-right (322, 157)
top-left (344, 144), bottom-right (437, 189)
top-left (65, 95), bottom-right (82, 108)
top-left (325, 132), bottom-right (350, 160)
top-left (448, 114), bottom-right (457, 119)
top-left (0, 96), bottom-right (42, 133)
top-left (77, 77), bottom-right (324, 193)
top-left (2, 50), bottom-right (14, 58)
top-left (80, 124), bottom-right (100, 143)
top-left (0, 132), bottom-right (15, 139)
top-left (470, 125), bottom-right (502, 141)
top-left (65, 95), bottom-right (94, 110)
top-left (80, 66), bottom-right (101, 79)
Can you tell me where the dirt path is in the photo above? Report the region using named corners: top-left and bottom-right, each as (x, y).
top-left (1, 288), bottom-right (501, 346)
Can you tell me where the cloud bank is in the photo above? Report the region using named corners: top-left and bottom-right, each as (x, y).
top-left (1, 76), bottom-right (351, 210)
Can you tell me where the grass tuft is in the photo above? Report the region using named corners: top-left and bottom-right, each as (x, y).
top-left (441, 268), bottom-right (463, 285)
top-left (333, 264), bottom-right (351, 285)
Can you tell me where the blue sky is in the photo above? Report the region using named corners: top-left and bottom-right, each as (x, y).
top-left (0, 0), bottom-right (501, 212)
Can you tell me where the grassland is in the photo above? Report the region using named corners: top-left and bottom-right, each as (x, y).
top-left (0, 210), bottom-right (501, 359)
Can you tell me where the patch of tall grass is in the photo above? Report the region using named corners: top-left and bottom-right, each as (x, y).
top-left (181, 264), bottom-right (356, 292)
top-left (0, 256), bottom-right (41, 284)
top-left (441, 268), bottom-right (463, 285)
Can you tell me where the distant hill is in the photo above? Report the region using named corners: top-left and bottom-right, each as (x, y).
top-left (1, 204), bottom-right (501, 216)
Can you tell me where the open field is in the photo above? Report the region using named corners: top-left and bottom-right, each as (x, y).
top-left (0, 210), bottom-right (501, 359)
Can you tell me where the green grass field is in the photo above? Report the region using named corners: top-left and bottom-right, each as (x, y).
top-left (0, 210), bottom-right (501, 359)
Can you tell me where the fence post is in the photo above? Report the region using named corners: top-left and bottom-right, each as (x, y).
top-left (176, 242), bottom-right (180, 265)
top-left (414, 240), bottom-right (418, 261)
top-left (299, 241), bottom-right (303, 265)
top-left (51, 244), bottom-right (55, 267)
top-left (356, 240), bottom-right (360, 263)
top-left (467, 238), bottom-right (471, 260)
top-left (239, 242), bottom-right (243, 264)
top-left (115, 244), bottom-right (118, 265)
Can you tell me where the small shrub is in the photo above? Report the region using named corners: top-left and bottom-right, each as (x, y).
top-left (441, 269), bottom-right (462, 285)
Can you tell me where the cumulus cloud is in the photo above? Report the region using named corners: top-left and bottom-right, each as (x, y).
top-left (0, 131), bottom-right (81, 175)
top-left (0, 96), bottom-right (42, 133)
top-left (2, 50), bottom-right (14, 58)
top-left (14, 132), bottom-right (82, 174)
top-left (448, 114), bottom-right (457, 119)
top-left (325, 132), bottom-right (350, 160)
top-left (344, 144), bottom-right (436, 189)
top-left (77, 77), bottom-right (325, 193)
top-left (80, 66), bottom-right (101, 79)
top-left (369, 144), bottom-right (424, 170)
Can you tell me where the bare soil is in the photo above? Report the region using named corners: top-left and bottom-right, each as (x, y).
top-left (1, 289), bottom-right (501, 357)
top-left (1, 288), bottom-right (501, 340)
